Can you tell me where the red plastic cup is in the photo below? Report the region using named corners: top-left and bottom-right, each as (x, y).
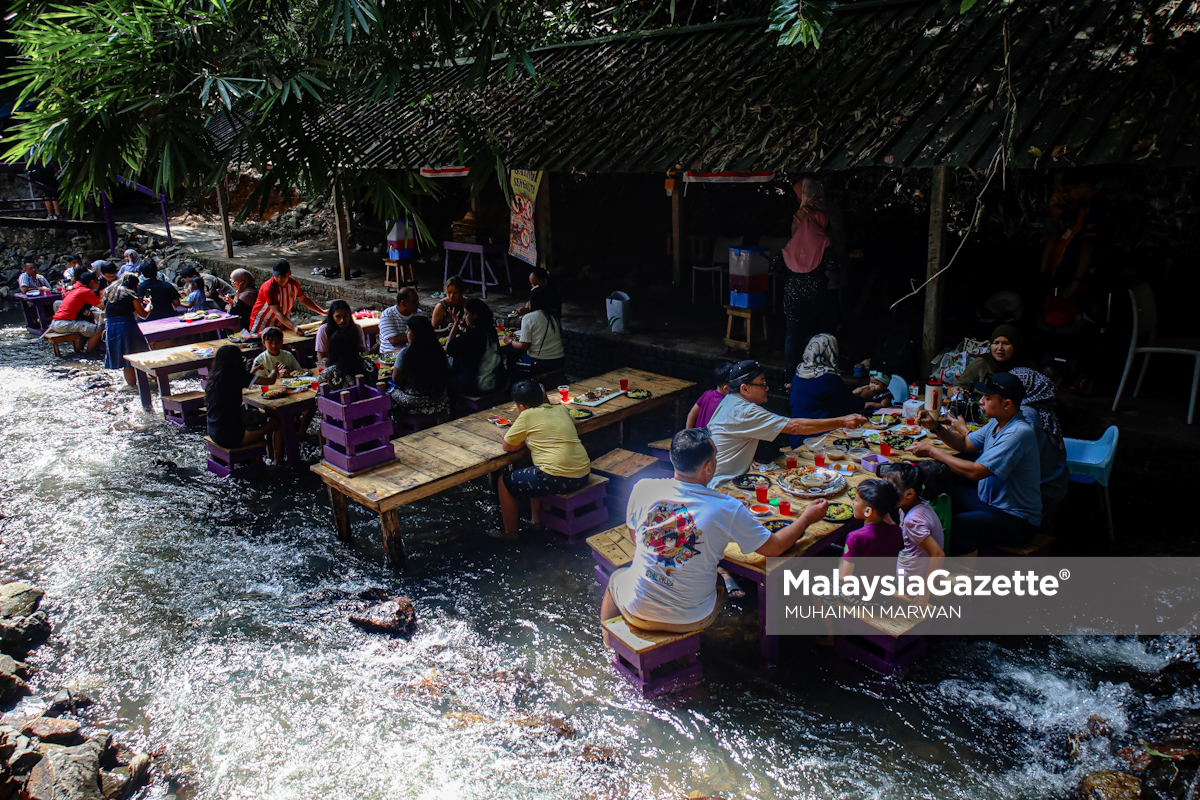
top-left (786, 455), bottom-right (797, 469)
top-left (755, 484), bottom-right (768, 503)
top-left (260, 384), bottom-right (269, 395)
top-left (880, 442), bottom-right (892, 457)
top-left (906, 417), bottom-right (915, 426)
top-left (779, 499), bottom-right (791, 516)
top-left (814, 453), bottom-right (826, 467)
top-left (310, 381), bottom-right (318, 391)
top-left (620, 378), bottom-right (630, 391)
top-left (558, 385), bottom-right (570, 403)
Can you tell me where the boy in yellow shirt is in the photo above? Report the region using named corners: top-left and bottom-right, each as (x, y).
top-left (492, 380), bottom-right (591, 539)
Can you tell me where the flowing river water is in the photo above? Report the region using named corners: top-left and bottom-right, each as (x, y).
top-left (0, 306), bottom-right (1195, 800)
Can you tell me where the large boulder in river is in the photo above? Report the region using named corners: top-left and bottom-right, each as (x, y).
top-left (0, 611), bottom-right (51, 651)
top-left (0, 654), bottom-right (29, 701)
top-left (1079, 770), bottom-right (1142, 800)
top-left (20, 717), bottom-right (83, 746)
top-left (349, 598), bottom-right (416, 636)
top-left (0, 584), bottom-right (43, 619)
top-left (23, 739), bottom-right (103, 800)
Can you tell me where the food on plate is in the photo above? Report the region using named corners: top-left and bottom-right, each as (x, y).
top-left (870, 413), bottom-right (900, 428)
top-left (833, 462), bottom-right (856, 474)
top-left (868, 432), bottom-right (916, 450)
top-left (282, 378), bottom-right (312, 389)
top-left (626, 389), bottom-right (651, 400)
top-left (832, 438), bottom-right (862, 450)
top-left (733, 474), bottom-right (771, 490)
top-left (965, 422), bottom-right (981, 432)
top-left (486, 416), bottom-right (512, 427)
top-left (763, 520), bottom-right (790, 532)
top-left (749, 504), bottom-right (773, 517)
top-left (846, 486), bottom-right (857, 500)
top-left (262, 388), bottom-right (289, 399)
top-left (824, 446), bottom-right (847, 461)
top-left (824, 503), bottom-right (853, 522)
top-left (572, 387), bottom-right (620, 403)
top-left (892, 425), bottom-right (923, 437)
top-left (931, 438), bottom-right (944, 447)
top-left (567, 408), bottom-right (593, 420)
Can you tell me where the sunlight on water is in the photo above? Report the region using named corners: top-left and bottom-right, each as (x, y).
top-left (0, 309), bottom-right (1190, 799)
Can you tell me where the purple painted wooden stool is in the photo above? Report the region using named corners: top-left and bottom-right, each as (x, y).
top-left (647, 438), bottom-right (672, 464)
top-left (603, 617), bottom-right (703, 698)
top-left (832, 612), bottom-right (928, 675)
top-left (162, 390), bottom-right (206, 427)
top-left (319, 376), bottom-right (397, 476)
top-left (540, 474), bottom-right (609, 538)
top-left (392, 411), bottom-right (448, 436)
top-left (205, 436), bottom-right (266, 478)
top-left (586, 525), bottom-right (634, 591)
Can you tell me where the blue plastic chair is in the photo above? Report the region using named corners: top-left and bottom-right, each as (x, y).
top-left (1064, 425), bottom-right (1118, 544)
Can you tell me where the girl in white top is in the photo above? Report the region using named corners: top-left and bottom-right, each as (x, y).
top-left (504, 286), bottom-right (564, 364)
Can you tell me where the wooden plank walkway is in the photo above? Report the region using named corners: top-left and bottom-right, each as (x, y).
top-left (311, 367), bottom-right (694, 570)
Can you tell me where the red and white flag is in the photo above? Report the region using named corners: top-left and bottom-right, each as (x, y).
top-left (419, 166), bottom-right (470, 178)
top-left (682, 171), bottom-right (775, 183)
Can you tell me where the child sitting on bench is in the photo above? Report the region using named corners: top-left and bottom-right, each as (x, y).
top-left (251, 327), bottom-right (302, 381)
top-left (686, 362), bottom-right (733, 430)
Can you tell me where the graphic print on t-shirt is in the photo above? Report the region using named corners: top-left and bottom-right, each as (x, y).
top-left (639, 502), bottom-right (702, 587)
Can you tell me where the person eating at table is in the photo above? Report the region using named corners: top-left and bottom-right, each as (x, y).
top-left (445, 297), bottom-right (505, 396)
top-left (378, 287), bottom-right (423, 356)
top-left (492, 379), bottom-right (592, 540)
top-left (102, 273), bottom-right (150, 391)
top-left (178, 265), bottom-right (233, 305)
top-left (220, 269), bottom-right (258, 331)
top-left (178, 276), bottom-right (208, 312)
top-left (205, 344), bottom-right (282, 457)
top-left (59, 254), bottom-right (82, 286)
top-left (501, 285), bottom-right (565, 376)
top-left (910, 372), bottom-right (1041, 556)
top-left (788, 333), bottom-right (867, 448)
top-left (1009, 367), bottom-right (1070, 524)
top-left (249, 259), bottom-right (327, 335)
top-left (137, 260), bottom-right (184, 321)
top-left (319, 327), bottom-right (379, 392)
top-left (315, 300), bottom-right (365, 367)
top-left (431, 276), bottom-right (466, 335)
top-left (601, 428), bottom-right (829, 636)
top-left (46, 270), bottom-right (105, 353)
top-left (251, 327), bottom-right (303, 381)
top-left (117, 248), bottom-right (142, 278)
top-left (706, 360), bottom-right (867, 488)
top-left (513, 268), bottom-right (561, 320)
top-left (952, 324), bottom-right (1036, 394)
top-left (387, 315), bottom-right (449, 417)
top-left (97, 261), bottom-right (119, 291)
top-left (18, 260), bottom-right (50, 293)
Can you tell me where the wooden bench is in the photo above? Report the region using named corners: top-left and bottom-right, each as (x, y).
top-left (43, 331), bottom-right (83, 358)
top-left (831, 604), bottom-right (929, 675)
top-left (539, 474), bottom-right (609, 538)
top-left (604, 617), bottom-right (703, 698)
top-left (161, 391), bottom-right (206, 427)
top-left (586, 525), bottom-right (634, 589)
top-left (990, 532), bottom-right (1056, 557)
top-left (205, 436), bottom-right (266, 478)
top-left (591, 448), bottom-right (662, 512)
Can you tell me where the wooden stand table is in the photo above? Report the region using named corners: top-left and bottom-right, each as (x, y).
top-left (312, 367), bottom-right (694, 570)
top-left (242, 387), bottom-right (317, 465)
top-left (138, 311), bottom-right (239, 345)
top-left (443, 242), bottom-right (512, 299)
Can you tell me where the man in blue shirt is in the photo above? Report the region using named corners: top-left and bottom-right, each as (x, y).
top-left (910, 372), bottom-right (1041, 555)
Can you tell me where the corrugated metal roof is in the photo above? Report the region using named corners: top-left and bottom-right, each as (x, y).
top-left (312, 0), bottom-right (1200, 172)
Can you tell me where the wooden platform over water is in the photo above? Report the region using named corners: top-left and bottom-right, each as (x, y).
top-left (312, 367), bottom-right (695, 569)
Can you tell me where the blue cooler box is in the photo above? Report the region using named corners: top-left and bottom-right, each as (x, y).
top-left (729, 291), bottom-right (766, 308)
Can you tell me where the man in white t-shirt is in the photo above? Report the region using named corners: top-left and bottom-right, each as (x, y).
top-left (378, 287), bottom-right (423, 355)
top-left (603, 428), bottom-right (828, 633)
top-left (707, 360), bottom-right (867, 487)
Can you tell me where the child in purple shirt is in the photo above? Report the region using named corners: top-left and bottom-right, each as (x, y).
top-left (841, 480), bottom-right (904, 580)
top-left (687, 362), bottom-right (734, 430)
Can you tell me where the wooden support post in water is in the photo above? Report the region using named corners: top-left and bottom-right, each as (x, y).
top-left (332, 175), bottom-right (352, 280)
top-left (328, 486), bottom-right (352, 543)
top-left (380, 509), bottom-right (407, 571)
top-left (215, 179), bottom-right (234, 258)
top-left (922, 165), bottom-right (949, 369)
top-left (671, 185), bottom-right (683, 287)
top-left (536, 172), bottom-right (552, 272)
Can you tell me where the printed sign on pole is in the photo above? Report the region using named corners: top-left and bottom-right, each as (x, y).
top-left (509, 170), bottom-right (543, 266)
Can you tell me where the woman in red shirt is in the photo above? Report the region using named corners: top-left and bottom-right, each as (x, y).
top-left (249, 259), bottom-right (327, 334)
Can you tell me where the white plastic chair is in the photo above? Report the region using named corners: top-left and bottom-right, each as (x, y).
top-left (691, 236), bottom-right (743, 304)
top-left (1064, 425), bottom-right (1119, 544)
top-left (1112, 284), bottom-right (1200, 424)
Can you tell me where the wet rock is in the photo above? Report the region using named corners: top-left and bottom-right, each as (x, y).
top-left (20, 717), bottom-right (82, 745)
top-left (23, 740), bottom-right (102, 800)
top-left (579, 744), bottom-right (615, 763)
top-left (349, 598), bottom-right (416, 636)
top-left (0, 610), bottom-right (51, 650)
top-left (1087, 716), bottom-right (1113, 739)
top-left (356, 587), bottom-right (390, 603)
top-left (45, 690), bottom-right (95, 719)
top-left (1117, 745), bottom-right (1154, 773)
top-left (0, 583), bottom-right (43, 619)
top-left (0, 656), bottom-right (29, 701)
top-left (1080, 770), bottom-right (1142, 800)
top-left (98, 754), bottom-right (147, 800)
top-left (5, 731), bottom-right (43, 775)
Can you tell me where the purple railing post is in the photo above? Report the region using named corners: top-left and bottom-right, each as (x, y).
top-left (101, 192), bottom-right (116, 254)
top-left (160, 195), bottom-right (172, 245)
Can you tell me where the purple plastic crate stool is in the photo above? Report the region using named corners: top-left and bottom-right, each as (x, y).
top-left (162, 390), bottom-right (206, 427)
top-left (586, 525), bottom-right (634, 591)
top-left (319, 376), bottom-right (397, 475)
top-left (832, 612), bottom-right (928, 675)
top-left (539, 474), bottom-right (609, 538)
top-left (603, 617), bottom-right (703, 699)
top-left (205, 436), bottom-right (266, 478)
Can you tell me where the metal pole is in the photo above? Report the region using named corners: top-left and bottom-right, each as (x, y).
top-left (160, 195), bottom-right (172, 245)
top-left (101, 192), bottom-right (116, 255)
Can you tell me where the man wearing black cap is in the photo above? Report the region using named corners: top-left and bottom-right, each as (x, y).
top-left (248, 259), bottom-right (327, 334)
top-left (706, 359), bottom-right (867, 487)
top-left (911, 372), bottom-right (1041, 556)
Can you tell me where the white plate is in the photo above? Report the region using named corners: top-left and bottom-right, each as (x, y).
top-left (839, 427), bottom-right (867, 438)
top-left (886, 424), bottom-right (928, 439)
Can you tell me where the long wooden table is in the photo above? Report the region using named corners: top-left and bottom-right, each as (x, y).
top-left (311, 367), bottom-right (694, 570)
top-left (139, 310), bottom-right (239, 344)
top-left (242, 386), bottom-right (317, 465)
top-left (124, 330), bottom-right (313, 411)
top-left (14, 291), bottom-right (60, 335)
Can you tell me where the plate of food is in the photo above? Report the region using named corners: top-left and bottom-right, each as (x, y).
top-left (748, 504), bottom-right (774, 518)
top-left (204, 313), bottom-right (222, 320)
top-left (262, 388), bottom-right (290, 400)
top-left (567, 408), bottom-right (593, 421)
top-left (867, 432), bottom-right (917, 450)
top-left (869, 413), bottom-right (901, 429)
top-left (189, 347), bottom-right (215, 358)
top-left (626, 389), bottom-right (652, 400)
top-left (839, 427), bottom-right (868, 438)
top-left (846, 486), bottom-right (857, 500)
top-left (965, 422), bottom-right (982, 432)
top-left (486, 416), bottom-right (512, 427)
top-left (824, 502), bottom-right (853, 522)
top-left (569, 387), bottom-right (627, 407)
top-left (887, 424), bottom-right (928, 439)
top-left (282, 378), bottom-right (313, 389)
top-left (776, 467), bottom-right (846, 498)
top-left (733, 474), bottom-right (771, 491)
top-left (764, 520), bottom-right (790, 532)
top-left (832, 438), bottom-right (864, 450)
top-left (831, 462), bottom-right (857, 476)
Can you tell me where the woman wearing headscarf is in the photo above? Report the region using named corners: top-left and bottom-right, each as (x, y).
top-left (782, 178), bottom-right (840, 381)
top-left (788, 333), bottom-right (865, 447)
top-left (953, 324), bottom-right (1036, 392)
top-left (102, 273), bottom-right (150, 390)
top-left (220, 269), bottom-right (258, 331)
top-left (117, 249), bottom-right (142, 278)
top-left (1009, 367), bottom-right (1070, 521)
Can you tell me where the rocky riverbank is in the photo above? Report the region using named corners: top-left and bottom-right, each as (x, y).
top-left (0, 582), bottom-right (154, 800)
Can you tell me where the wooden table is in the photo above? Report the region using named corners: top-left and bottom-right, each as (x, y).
top-left (14, 291), bottom-right (60, 335)
top-left (241, 387), bottom-right (317, 465)
top-left (124, 330), bottom-right (312, 412)
top-left (138, 311), bottom-right (239, 344)
top-left (715, 424), bottom-right (956, 668)
top-left (297, 314), bottom-right (382, 353)
top-left (312, 367), bottom-right (694, 570)
top-left (443, 241), bottom-right (512, 298)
